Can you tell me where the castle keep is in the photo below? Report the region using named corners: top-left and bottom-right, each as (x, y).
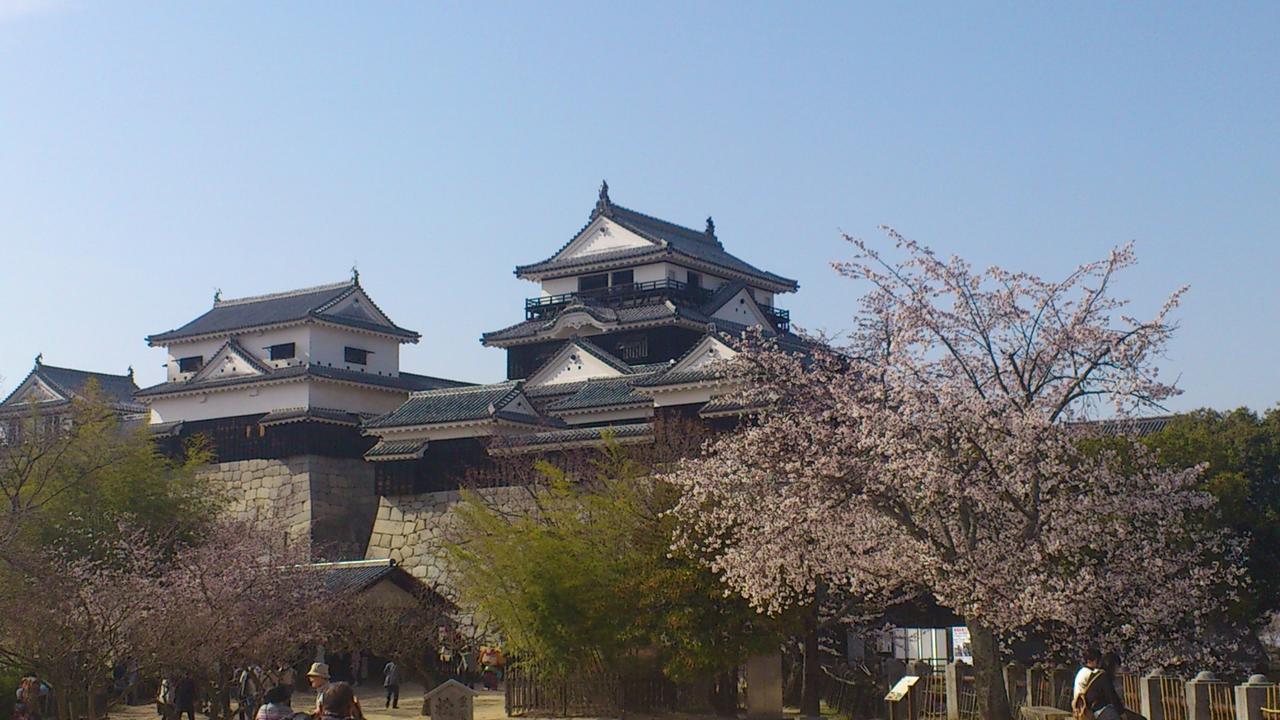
top-left (15, 184), bottom-right (804, 583)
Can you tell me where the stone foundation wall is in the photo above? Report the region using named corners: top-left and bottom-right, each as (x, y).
top-left (200, 455), bottom-right (378, 560)
top-left (365, 487), bottom-right (533, 594)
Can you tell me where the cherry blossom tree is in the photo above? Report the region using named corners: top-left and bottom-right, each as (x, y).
top-left (666, 232), bottom-right (1245, 719)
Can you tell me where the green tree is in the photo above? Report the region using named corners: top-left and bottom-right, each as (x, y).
top-left (1141, 408), bottom-right (1280, 623)
top-left (0, 380), bottom-right (218, 557)
top-left (446, 439), bottom-right (781, 697)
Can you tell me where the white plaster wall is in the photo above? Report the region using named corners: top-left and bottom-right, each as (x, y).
top-left (647, 386), bottom-right (719, 408)
top-left (712, 288), bottom-right (769, 327)
top-left (309, 382), bottom-right (409, 416)
top-left (633, 263), bottom-right (668, 284)
top-left (309, 324), bottom-right (400, 376)
top-left (562, 217), bottom-right (652, 259)
top-left (540, 277), bottom-right (577, 297)
top-left (149, 382), bottom-right (311, 423)
top-left (527, 346), bottom-right (624, 386)
top-left (163, 326), bottom-right (312, 381)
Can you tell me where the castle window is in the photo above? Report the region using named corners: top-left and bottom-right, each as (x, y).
top-left (687, 271), bottom-right (702, 289)
top-left (610, 269), bottom-right (634, 286)
top-left (344, 346), bottom-right (371, 365)
top-left (267, 343), bottom-right (296, 361)
top-left (616, 335), bottom-right (649, 361)
top-left (578, 274), bottom-right (608, 292)
top-left (178, 356), bottom-right (203, 373)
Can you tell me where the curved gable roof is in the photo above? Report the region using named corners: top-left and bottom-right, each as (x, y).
top-left (146, 280), bottom-right (420, 345)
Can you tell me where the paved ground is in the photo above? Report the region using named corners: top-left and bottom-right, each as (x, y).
top-left (109, 684), bottom-right (512, 720)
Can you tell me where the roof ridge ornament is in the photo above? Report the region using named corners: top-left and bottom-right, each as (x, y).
top-left (34, 352), bottom-right (43, 367)
top-left (351, 263), bottom-right (360, 284)
top-left (594, 180), bottom-right (613, 218)
top-left (213, 288), bottom-right (223, 304)
top-left (127, 366), bottom-right (134, 380)
top-left (705, 216), bottom-right (716, 239)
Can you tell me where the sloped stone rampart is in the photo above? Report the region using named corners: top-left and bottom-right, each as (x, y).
top-left (198, 455), bottom-right (378, 559)
top-left (364, 487), bottom-right (534, 594)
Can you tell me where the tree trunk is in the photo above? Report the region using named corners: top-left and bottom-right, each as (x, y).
top-left (800, 610), bottom-right (822, 718)
top-left (967, 619), bottom-right (1012, 720)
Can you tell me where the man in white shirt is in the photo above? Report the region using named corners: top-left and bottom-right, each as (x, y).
top-left (1074, 648), bottom-right (1102, 701)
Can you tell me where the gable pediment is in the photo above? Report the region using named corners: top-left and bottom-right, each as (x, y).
top-left (192, 340), bottom-right (271, 383)
top-left (670, 335), bottom-right (737, 375)
top-left (526, 341), bottom-right (628, 387)
top-left (2, 375), bottom-right (67, 407)
top-left (710, 288), bottom-right (772, 328)
top-left (318, 288), bottom-right (394, 327)
top-left (556, 216), bottom-right (657, 262)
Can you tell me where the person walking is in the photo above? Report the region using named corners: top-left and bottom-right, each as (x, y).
top-left (174, 674), bottom-right (197, 720)
top-left (382, 661), bottom-right (400, 709)
top-left (1082, 652), bottom-right (1143, 720)
top-left (1074, 648), bottom-right (1102, 704)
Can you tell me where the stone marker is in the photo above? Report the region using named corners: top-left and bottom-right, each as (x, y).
top-left (745, 652), bottom-right (784, 720)
top-left (423, 679), bottom-right (478, 720)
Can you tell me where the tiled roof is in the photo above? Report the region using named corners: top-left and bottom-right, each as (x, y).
top-left (258, 406), bottom-right (365, 427)
top-left (488, 422), bottom-right (654, 453)
top-left (146, 280), bottom-right (419, 344)
top-left (515, 199), bottom-right (798, 291)
top-left (1079, 415), bottom-right (1176, 438)
top-left (482, 298), bottom-right (713, 344)
top-left (698, 396), bottom-right (762, 418)
top-left (134, 364), bottom-right (449, 399)
top-left (364, 381), bottom-right (544, 429)
top-left (700, 280), bottom-right (749, 314)
top-left (312, 560), bottom-right (447, 604)
top-left (632, 367), bottom-right (723, 388)
top-left (543, 374), bottom-right (658, 413)
top-left (1, 362), bottom-right (144, 414)
top-left (365, 438), bottom-right (430, 461)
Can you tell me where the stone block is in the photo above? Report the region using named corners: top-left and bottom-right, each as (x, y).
top-left (745, 652), bottom-right (783, 720)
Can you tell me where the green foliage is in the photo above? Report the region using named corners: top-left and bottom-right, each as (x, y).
top-left (1141, 408), bottom-right (1280, 621)
top-left (445, 440), bottom-right (781, 682)
top-left (5, 382), bottom-right (221, 557)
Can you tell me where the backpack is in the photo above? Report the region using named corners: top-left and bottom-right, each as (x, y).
top-left (1073, 671), bottom-right (1100, 720)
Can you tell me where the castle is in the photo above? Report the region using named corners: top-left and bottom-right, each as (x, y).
top-left (2, 184), bottom-right (803, 584)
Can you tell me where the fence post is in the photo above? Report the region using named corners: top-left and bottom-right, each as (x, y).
top-left (1028, 666), bottom-right (1047, 706)
top-left (945, 661), bottom-right (973, 720)
top-left (1185, 671), bottom-right (1216, 720)
top-left (1233, 674), bottom-right (1272, 720)
top-left (1049, 666), bottom-right (1073, 710)
top-left (1142, 672), bottom-right (1167, 720)
top-left (1005, 662), bottom-right (1028, 710)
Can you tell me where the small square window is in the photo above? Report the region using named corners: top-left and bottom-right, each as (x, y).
top-left (610, 269), bottom-right (634, 286)
top-left (344, 346), bottom-right (371, 365)
top-left (686, 272), bottom-right (702, 289)
top-left (178, 356), bottom-right (203, 373)
top-left (267, 343), bottom-right (296, 361)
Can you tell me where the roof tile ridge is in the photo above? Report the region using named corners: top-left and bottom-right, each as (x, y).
top-left (611, 203), bottom-right (712, 243)
top-left (215, 280), bottom-right (353, 307)
top-left (408, 380), bottom-right (518, 398)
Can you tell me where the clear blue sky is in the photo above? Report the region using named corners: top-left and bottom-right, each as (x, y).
top-left (2, 2), bottom-right (1276, 412)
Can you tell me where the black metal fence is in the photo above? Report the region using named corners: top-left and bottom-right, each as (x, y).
top-left (503, 661), bottom-right (676, 717)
